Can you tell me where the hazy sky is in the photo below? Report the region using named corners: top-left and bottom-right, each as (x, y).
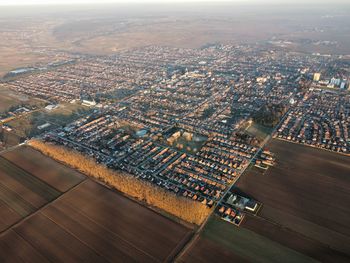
top-left (0, 0), bottom-right (348, 5)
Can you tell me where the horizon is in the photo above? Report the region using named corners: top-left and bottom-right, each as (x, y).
top-left (0, 0), bottom-right (349, 6)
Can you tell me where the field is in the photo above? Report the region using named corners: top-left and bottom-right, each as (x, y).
top-left (179, 235), bottom-right (249, 263)
top-left (0, 87), bottom-right (44, 114)
top-left (242, 215), bottom-right (350, 263)
top-left (0, 156), bottom-right (60, 231)
top-left (235, 139), bottom-right (350, 261)
top-left (180, 139), bottom-right (350, 263)
top-left (5, 103), bottom-right (91, 138)
top-left (2, 146), bottom-right (85, 192)
top-left (0, 146), bottom-right (192, 262)
top-left (0, 50), bottom-right (52, 78)
top-left (51, 7), bottom-right (350, 55)
top-left (245, 122), bottom-right (272, 143)
top-left (0, 93), bottom-right (18, 113)
top-left (0, 146), bottom-right (84, 232)
top-left (0, 179), bottom-right (192, 263)
top-left (0, 128), bottom-right (22, 147)
top-left (179, 216), bottom-right (316, 263)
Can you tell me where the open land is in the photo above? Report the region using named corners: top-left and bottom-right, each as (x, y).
top-left (0, 146), bottom-right (192, 262)
top-left (179, 216), bottom-right (317, 263)
top-left (0, 146), bottom-right (84, 232)
top-left (242, 214), bottom-right (350, 263)
top-left (2, 146), bottom-right (85, 192)
top-left (49, 5), bottom-right (350, 55)
top-left (179, 139), bottom-right (350, 263)
top-left (5, 103), bottom-right (91, 138)
top-left (1, 3), bottom-right (350, 77)
top-left (235, 139), bottom-right (350, 261)
top-left (0, 86), bottom-right (44, 114)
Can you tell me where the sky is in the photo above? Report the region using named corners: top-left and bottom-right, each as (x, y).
top-left (0, 0), bottom-right (348, 5)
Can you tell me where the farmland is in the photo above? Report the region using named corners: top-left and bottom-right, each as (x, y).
top-left (0, 180), bottom-right (192, 263)
top-left (2, 146), bottom-right (85, 192)
top-left (242, 215), bottom-right (350, 263)
top-left (235, 139), bottom-right (350, 261)
top-left (0, 146), bottom-right (85, 232)
top-left (0, 146), bottom-right (192, 262)
top-left (179, 139), bottom-right (350, 263)
top-left (0, 156), bottom-right (60, 231)
top-left (179, 216), bottom-right (317, 263)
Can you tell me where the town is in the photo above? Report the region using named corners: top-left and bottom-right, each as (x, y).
top-left (1, 43), bottom-right (348, 224)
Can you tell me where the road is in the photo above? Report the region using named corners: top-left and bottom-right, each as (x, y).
top-left (174, 107), bottom-right (292, 262)
top-left (0, 143), bottom-right (23, 155)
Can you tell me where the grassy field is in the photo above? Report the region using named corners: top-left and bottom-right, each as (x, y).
top-left (235, 139), bottom-right (350, 261)
top-left (5, 103), bottom-right (91, 138)
top-left (180, 216), bottom-right (316, 263)
top-left (246, 122), bottom-right (272, 143)
top-left (0, 86), bottom-right (45, 114)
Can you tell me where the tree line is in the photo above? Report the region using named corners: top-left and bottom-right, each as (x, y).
top-left (29, 140), bottom-right (211, 225)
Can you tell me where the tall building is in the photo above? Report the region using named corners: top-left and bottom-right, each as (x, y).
top-left (313, 73), bottom-right (321, 81)
top-left (340, 81), bottom-right (346, 90)
top-left (330, 78), bottom-right (341, 86)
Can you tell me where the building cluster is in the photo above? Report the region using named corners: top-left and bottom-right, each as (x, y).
top-left (2, 56), bottom-right (164, 102)
top-left (2, 43), bottom-right (349, 221)
top-left (276, 88), bottom-right (350, 153)
top-left (217, 190), bottom-right (259, 226)
top-left (48, 110), bottom-right (258, 209)
top-left (313, 70), bottom-right (349, 90)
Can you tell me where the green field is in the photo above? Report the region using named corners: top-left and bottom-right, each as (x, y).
top-left (246, 122), bottom-right (272, 142)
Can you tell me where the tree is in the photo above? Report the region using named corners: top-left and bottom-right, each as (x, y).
top-left (28, 140), bottom-right (211, 225)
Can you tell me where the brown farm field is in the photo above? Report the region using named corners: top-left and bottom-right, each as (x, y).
top-left (179, 216), bottom-right (316, 263)
top-left (0, 180), bottom-right (192, 263)
top-left (0, 146), bottom-right (192, 262)
top-left (2, 146), bottom-right (85, 192)
top-left (242, 215), bottom-right (350, 263)
top-left (236, 139), bottom-right (350, 260)
top-left (0, 146), bottom-right (85, 232)
top-left (179, 235), bottom-right (249, 263)
top-left (0, 156), bottom-right (60, 231)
